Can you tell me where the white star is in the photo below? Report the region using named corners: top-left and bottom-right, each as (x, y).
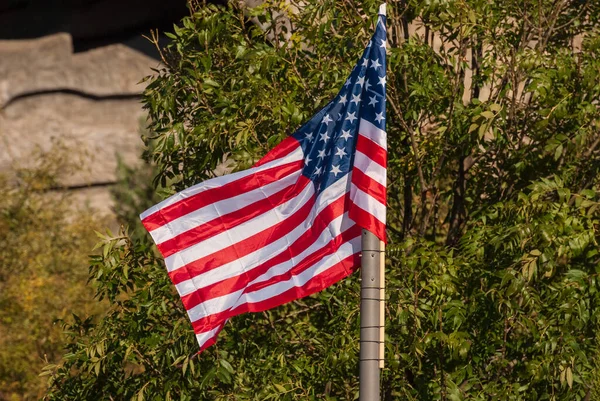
top-left (339, 94), bottom-right (347, 105)
top-left (375, 112), bottom-right (385, 124)
top-left (351, 94), bottom-right (361, 105)
top-left (314, 166), bottom-right (322, 175)
top-left (304, 155), bottom-right (312, 165)
top-left (344, 78), bottom-right (352, 87)
top-left (368, 95), bottom-right (379, 107)
top-left (378, 75), bottom-right (386, 87)
top-left (340, 130), bottom-right (352, 140)
top-left (305, 132), bottom-right (314, 141)
top-left (335, 147), bottom-right (347, 158)
top-left (361, 58), bottom-right (369, 67)
top-left (319, 131), bottom-right (330, 142)
top-left (379, 39), bottom-right (386, 49)
top-left (367, 41), bottom-right (372, 48)
top-left (322, 114), bottom-right (332, 124)
top-left (357, 76), bottom-right (365, 86)
top-left (370, 58), bottom-right (382, 70)
top-left (364, 80), bottom-right (372, 91)
top-left (317, 149), bottom-right (326, 159)
top-left (345, 112), bottom-right (357, 123)
top-left (331, 165), bottom-right (342, 177)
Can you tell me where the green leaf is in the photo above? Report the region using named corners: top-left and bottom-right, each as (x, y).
top-left (554, 143), bottom-right (563, 160)
top-left (219, 359), bottom-right (234, 374)
top-left (489, 103), bottom-right (502, 112)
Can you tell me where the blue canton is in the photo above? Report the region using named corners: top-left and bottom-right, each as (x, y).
top-left (291, 13), bottom-right (387, 195)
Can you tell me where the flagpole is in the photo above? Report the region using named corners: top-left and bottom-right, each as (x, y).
top-left (360, 229), bottom-right (382, 401)
top-left (379, 239), bottom-right (385, 369)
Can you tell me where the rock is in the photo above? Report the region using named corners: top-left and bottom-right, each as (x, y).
top-left (0, 93), bottom-right (145, 187)
top-left (0, 33), bottom-right (157, 216)
top-left (0, 34), bottom-right (158, 108)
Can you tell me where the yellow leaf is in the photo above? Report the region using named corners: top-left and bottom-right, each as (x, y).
top-left (566, 367), bottom-right (573, 389)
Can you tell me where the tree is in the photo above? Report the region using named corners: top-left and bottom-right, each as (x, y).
top-left (0, 141), bottom-right (105, 400)
top-left (44, 1), bottom-right (600, 400)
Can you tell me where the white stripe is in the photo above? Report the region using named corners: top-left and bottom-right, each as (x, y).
top-left (188, 288), bottom-right (244, 323)
top-left (149, 169), bottom-right (303, 245)
top-left (354, 150), bottom-right (387, 186)
top-left (195, 324), bottom-right (223, 348)
top-left (164, 179), bottom-right (314, 272)
top-left (174, 176), bottom-right (351, 297)
top-left (350, 183), bottom-right (386, 224)
top-left (233, 236), bottom-right (361, 310)
top-left (187, 236), bottom-right (361, 323)
top-left (140, 145), bottom-right (303, 220)
top-left (359, 119), bottom-right (387, 150)
top-left (175, 209), bottom-right (350, 297)
top-left (248, 213), bottom-right (355, 286)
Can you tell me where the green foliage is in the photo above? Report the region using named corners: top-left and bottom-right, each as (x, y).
top-left (44, 1), bottom-right (600, 400)
top-left (111, 154), bottom-right (161, 240)
top-left (0, 142), bottom-right (105, 400)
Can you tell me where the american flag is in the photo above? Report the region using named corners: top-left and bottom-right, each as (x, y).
top-left (140, 7), bottom-right (387, 352)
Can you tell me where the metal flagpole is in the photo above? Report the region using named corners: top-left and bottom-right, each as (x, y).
top-left (360, 4), bottom-right (386, 400)
top-left (360, 229), bottom-right (382, 401)
top-left (379, 240), bottom-right (385, 369)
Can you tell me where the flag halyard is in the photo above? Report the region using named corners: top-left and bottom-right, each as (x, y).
top-left (141, 9), bottom-right (387, 352)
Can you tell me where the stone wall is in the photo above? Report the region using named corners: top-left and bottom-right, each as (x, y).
top-left (0, 33), bottom-right (158, 215)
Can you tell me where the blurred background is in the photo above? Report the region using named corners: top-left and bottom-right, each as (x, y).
top-left (0, 1), bottom-right (191, 399)
top-left (0, 0), bottom-right (194, 216)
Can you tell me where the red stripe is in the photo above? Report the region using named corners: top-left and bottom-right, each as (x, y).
top-left (178, 193), bottom-right (350, 309)
top-left (197, 322), bottom-right (225, 353)
top-left (168, 190), bottom-right (316, 285)
top-left (142, 160), bottom-right (303, 232)
top-left (244, 225), bottom-right (361, 294)
top-left (191, 252), bottom-right (361, 334)
top-left (356, 134), bottom-right (387, 168)
top-left (351, 167), bottom-right (386, 206)
top-left (187, 227), bottom-right (360, 332)
top-left (158, 175), bottom-right (311, 258)
top-left (349, 202), bottom-right (386, 243)
top-left (253, 137), bottom-right (301, 167)
top-left (198, 335), bottom-right (218, 353)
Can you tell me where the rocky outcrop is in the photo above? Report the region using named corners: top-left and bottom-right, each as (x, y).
top-left (0, 33), bottom-right (154, 107)
top-left (0, 33), bottom-right (158, 215)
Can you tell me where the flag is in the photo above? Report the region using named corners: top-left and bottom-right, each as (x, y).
top-left (140, 5), bottom-right (387, 352)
